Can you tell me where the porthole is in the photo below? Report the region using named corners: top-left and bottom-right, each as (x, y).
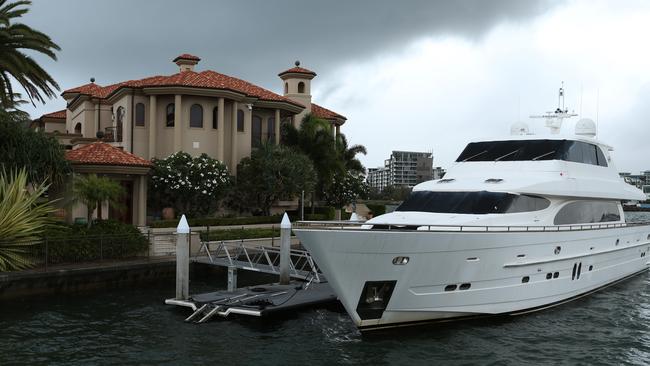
top-left (647, 234), bottom-right (650, 241)
top-left (459, 283), bottom-right (471, 290)
top-left (553, 272), bottom-right (559, 278)
top-left (517, 254), bottom-right (526, 258)
top-left (392, 256), bottom-right (409, 265)
top-left (521, 276), bottom-right (530, 283)
top-left (554, 246), bottom-right (561, 255)
top-left (546, 273), bottom-right (552, 280)
top-left (615, 239), bottom-right (619, 246)
top-left (444, 284), bottom-right (457, 292)
top-left (589, 265), bottom-right (593, 271)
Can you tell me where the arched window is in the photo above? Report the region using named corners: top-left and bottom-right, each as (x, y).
top-left (284, 82), bottom-right (289, 94)
top-left (267, 117), bottom-right (275, 143)
top-left (298, 81), bottom-right (305, 93)
top-left (74, 123), bottom-right (82, 134)
top-left (166, 103), bottom-right (175, 127)
top-left (252, 116), bottom-right (262, 148)
top-left (116, 106), bottom-right (124, 142)
top-left (237, 109), bottom-right (244, 132)
top-left (135, 103), bottom-right (145, 126)
top-left (212, 107), bottom-right (218, 129)
top-left (190, 104), bottom-right (203, 128)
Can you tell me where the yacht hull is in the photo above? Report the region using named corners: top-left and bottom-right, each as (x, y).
top-left (295, 225), bottom-right (650, 330)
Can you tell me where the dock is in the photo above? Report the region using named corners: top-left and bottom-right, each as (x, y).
top-left (164, 214), bottom-right (337, 323)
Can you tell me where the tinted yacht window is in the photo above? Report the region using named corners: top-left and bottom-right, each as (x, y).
top-left (396, 191), bottom-right (549, 214)
top-left (456, 139), bottom-right (608, 167)
top-left (553, 201), bottom-right (620, 225)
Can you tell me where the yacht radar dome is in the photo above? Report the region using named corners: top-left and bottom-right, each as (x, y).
top-left (575, 118), bottom-right (597, 137)
top-left (510, 121), bottom-right (530, 135)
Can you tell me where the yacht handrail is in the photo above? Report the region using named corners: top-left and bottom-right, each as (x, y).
top-left (295, 220), bottom-right (650, 233)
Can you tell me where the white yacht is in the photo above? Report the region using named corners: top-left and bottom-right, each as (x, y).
top-left (295, 88), bottom-right (650, 331)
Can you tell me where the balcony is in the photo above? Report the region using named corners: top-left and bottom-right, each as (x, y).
top-left (103, 126), bottom-right (123, 143)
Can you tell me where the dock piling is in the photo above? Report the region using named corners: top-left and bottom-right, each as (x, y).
top-left (227, 266), bottom-right (237, 292)
top-left (279, 213), bottom-right (291, 285)
top-left (176, 214), bottom-right (190, 300)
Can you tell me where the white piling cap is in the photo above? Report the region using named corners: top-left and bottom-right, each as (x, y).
top-left (177, 214), bottom-right (190, 234)
top-left (280, 212), bottom-right (292, 229)
top-left (350, 212), bottom-right (359, 221)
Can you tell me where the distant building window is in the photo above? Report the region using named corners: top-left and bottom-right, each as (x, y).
top-left (166, 103), bottom-right (175, 127)
top-left (267, 117), bottom-right (275, 143)
top-left (298, 81), bottom-right (305, 93)
top-left (237, 109), bottom-right (244, 132)
top-left (74, 123), bottom-right (81, 134)
top-left (135, 103), bottom-right (145, 126)
top-left (212, 107), bottom-right (218, 129)
top-left (190, 104), bottom-right (203, 128)
top-left (284, 82), bottom-right (288, 94)
top-left (252, 116), bottom-right (262, 148)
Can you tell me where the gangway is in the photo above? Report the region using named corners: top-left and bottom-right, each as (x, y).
top-left (192, 239), bottom-right (324, 283)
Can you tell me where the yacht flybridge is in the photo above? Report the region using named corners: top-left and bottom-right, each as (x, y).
top-left (294, 86), bottom-right (650, 331)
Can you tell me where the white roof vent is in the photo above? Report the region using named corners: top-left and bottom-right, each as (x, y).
top-left (575, 118), bottom-right (597, 137)
top-left (510, 121), bottom-right (529, 135)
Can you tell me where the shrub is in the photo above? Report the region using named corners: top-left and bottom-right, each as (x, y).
top-left (200, 228), bottom-right (286, 242)
top-left (149, 215), bottom-right (282, 228)
top-left (366, 203), bottom-right (386, 216)
top-left (40, 220), bottom-right (149, 264)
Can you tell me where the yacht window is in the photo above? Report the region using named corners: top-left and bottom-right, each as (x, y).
top-left (553, 201), bottom-right (620, 225)
top-left (395, 191), bottom-right (550, 214)
top-left (456, 139), bottom-right (608, 167)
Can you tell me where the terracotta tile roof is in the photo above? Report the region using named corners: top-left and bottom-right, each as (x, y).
top-left (66, 142), bottom-right (152, 167)
top-left (278, 66), bottom-right (317, 77)
top-left (311, 103), bottom-right (346, 121)
top-left (173, 53), bottom-right (201, 62)
top-left (41, 109), bottom-right (66, 119)
top-left (63, 71), bottom-right (302, 107)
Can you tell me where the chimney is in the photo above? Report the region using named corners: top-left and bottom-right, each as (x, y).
top-left (173, 54), bottom-right (201, 72)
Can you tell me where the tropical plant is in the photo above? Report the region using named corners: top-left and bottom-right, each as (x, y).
top-left (336, 133), bottom-right (367, 175)
top-left (233, 144), bottom-right (316, 216)
top-left (0, 115), bottom-right (70, 184)
top-left (0, 0), bottom-right (61, 108)
top-left (323, 170), bottom-right (369, 214)
top-left (72, 174), bottom-right (125, 228)
top-left (149, 152), bottom-right (231, 217)
top-left (0, 168), bottom-right (56, 271)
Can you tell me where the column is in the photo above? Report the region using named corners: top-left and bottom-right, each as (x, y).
top-left (174, 94), bottom-right (182, 152)
top-left (137, 175), bottom-right (147, 226)
top-left (331, 123), bottom-right (336, 140)
top-left (125, 94), bottom-right (133, 152)
top-left (148, 95), bottom-right (157, 159)
top-left (94, 103), bottom-right (100, 137)
top-left (274, 109), bottom-right (281, 145)
top-left (217, 97), bottom-right (225, 162)
top-left (230, 101), bottom-right (238, 174)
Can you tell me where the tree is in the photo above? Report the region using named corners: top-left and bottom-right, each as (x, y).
top-left (72, 174), bottom-right (125, 228)
top-left (149, 152), bottom-right (231, 217)
top-left (336, 133), bottom-right (367, 175)
top-left (233, 144), bottom-right (316, 216)
top-left (323, 170), bottom-right (369, 211)
top-left (0, 168), bottom-right (56, 271)
top-left (0, 115), bottom-right (69, 184)
top-left (0, 0), bottom-right (60, 108)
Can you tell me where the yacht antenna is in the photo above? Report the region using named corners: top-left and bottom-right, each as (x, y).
top-left (530, 82), bottom-right (577, 134)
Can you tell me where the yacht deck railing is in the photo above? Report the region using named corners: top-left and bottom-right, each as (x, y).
top-left (295, 220), bottom-right (650, 233)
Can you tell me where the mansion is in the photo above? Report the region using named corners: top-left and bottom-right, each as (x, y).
top-left (33, 54), bottom-right (348, 226)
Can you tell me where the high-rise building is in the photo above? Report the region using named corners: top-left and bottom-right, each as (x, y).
top-left (367, 150), bottom-right (442, 191)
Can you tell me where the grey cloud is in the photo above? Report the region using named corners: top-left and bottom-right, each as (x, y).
top-left (24, 0), bottom-right (555, 98)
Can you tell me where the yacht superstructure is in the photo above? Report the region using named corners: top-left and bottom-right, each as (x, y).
top-left (295, 87), bottom-right (650, 330)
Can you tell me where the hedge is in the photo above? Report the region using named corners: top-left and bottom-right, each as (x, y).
top-left (150, 215), bottom-right (282, 228)
top-left (39, 220), bottom-right (149, 264)
top-left (200, 227), bottom-right (293, 241)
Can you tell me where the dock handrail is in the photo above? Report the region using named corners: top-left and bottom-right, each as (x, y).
top-left (294, 220), bottom-right (650, 233)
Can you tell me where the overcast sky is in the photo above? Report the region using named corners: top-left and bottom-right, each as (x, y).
top-left (18, 0), bottom-right (650, 173)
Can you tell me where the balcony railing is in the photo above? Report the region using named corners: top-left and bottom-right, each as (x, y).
top-left (104, 125), bottom-right (123, 143)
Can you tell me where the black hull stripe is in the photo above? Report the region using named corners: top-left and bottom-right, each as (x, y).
top-left (359, 267), bottom-right (650, 332)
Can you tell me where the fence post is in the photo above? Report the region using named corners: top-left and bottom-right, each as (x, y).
top-left (279, 213), bottom-right (291, 285)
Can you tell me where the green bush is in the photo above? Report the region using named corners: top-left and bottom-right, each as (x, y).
top-left (40, 220), bottom-right (149, 264)
top-left (200, 227), bottom-right (287, 241)
top-left (366, 203), bottom-right (386, 216)
top-left (150, 215), bottom-right (282, 228)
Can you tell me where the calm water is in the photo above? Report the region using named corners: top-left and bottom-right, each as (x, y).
top-left (3, 212), bottom-right (650, 366)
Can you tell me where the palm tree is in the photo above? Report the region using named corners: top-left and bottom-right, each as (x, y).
top-left (0, 168), bottom-right (56, 271)
top-left (0, 0), bottom-right (60, 108)
top-left (336, 133), bottom-right (367, 175)
top-left (72, 174), bottom-right (125, 228)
